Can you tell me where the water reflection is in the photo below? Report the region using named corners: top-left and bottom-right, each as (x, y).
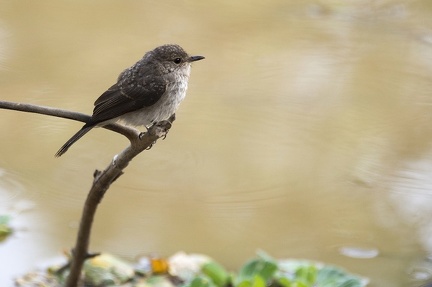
top-left (338, 245), bottom-right (379, 259)
top-left (1, 1), bottom-right (432, 286)
top-left (0, 169), bottom-right (24, 204)
top-left (387, 157), bottom-right (432, 256)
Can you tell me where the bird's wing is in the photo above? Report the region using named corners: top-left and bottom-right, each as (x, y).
top-left (91, 75), bottom-right (166, 124)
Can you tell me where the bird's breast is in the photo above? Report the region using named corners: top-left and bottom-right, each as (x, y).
top-left (118, 73), bottom-right (189, 127)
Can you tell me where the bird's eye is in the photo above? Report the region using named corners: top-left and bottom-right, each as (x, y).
top-left (173, 58), bottom-right (182, 64)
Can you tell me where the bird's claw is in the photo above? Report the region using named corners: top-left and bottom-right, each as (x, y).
top-left (146, 142), bottom-right (155, 150)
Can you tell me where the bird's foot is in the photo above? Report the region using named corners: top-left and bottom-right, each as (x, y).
top-left (138, 125), bottom-right (150, 140)
top-left (138, 118), bottom-right (173, 149)
top-left (146, 142), bottom-right (155, 150)
top-left (138, 127), bottom-right (155, 150)
top-left (156, 120), bottom-right (172, 140)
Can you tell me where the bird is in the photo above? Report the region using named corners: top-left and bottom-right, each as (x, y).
top-left (55, 44), bottom-right (204, 157)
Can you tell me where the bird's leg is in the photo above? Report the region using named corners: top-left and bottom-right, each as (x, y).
top-left (137, 124), bottom-right (155, 150)
top-left (168, 113), bottom-right (176, 124)
top-left (138, 125), bottom-right (150, 140)
top-left (139, 114), bottom-right (175, 149)
top-left (160, 113), bottom-right (175, 140)
top-left (139, 113), bottom-right (176, 140)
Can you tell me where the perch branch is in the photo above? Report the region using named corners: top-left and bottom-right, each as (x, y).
top-left (0, 100), bottom-right (175, 287)
top-left (0, 100), bottom-right (139, 141)
top-left (65, 118), bottom-right (173, 287)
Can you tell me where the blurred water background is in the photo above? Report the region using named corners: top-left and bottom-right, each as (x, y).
top-left (1, 1), bottom-right (432, 286)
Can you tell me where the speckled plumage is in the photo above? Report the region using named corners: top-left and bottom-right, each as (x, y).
top-left (55, 44), bottom-right (204, 157)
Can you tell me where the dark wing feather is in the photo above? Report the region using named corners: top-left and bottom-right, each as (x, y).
top-left (93, 83), bottom-right (121, 107)
top-left (90, 75), bottom-right (166, 124)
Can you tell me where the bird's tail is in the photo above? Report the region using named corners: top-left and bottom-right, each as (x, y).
top-left (55, 124), bottom-right (93, 157)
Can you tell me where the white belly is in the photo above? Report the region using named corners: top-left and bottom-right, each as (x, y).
top-left (117, 74), bottom-right (189, 127)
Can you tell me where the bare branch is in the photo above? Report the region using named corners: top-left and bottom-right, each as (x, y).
top-left (65, 118), bottom-right (173, 287)
top-left (0, 100), bottom-right (175, 286)
top-left (0, 100), bottom-right (139, 142)
top-left (0, 100), bottom-right (90, 122)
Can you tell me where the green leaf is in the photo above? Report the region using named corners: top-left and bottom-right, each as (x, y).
top-left (202, 261), bottom-right (230, 287)
top-left (236, 275), bottom-right (267, 287)
top-left (252, 275), bottom-right (266, 287)
top-left (277, 260), bottom-right (367, 287)
top-left (237, 257), bottom-right (278, 283)
top-left (315, 266), bottom-right (365, 287)
top-left (188, 276), bottom-right (217, 287)
top-left (0, 215), bottom-right (13, 242)
top-left (276, 277), bottom-right (292, 287)
top-left (237, 280), bottom-right (252, 287)
top-left (294, 265), bottom-right (317, 285)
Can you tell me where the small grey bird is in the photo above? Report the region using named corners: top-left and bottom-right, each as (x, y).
top-left (55, 44), bottom-right (204, 157)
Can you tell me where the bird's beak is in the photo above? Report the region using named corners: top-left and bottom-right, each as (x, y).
top-left (189, 55), bottom-right (205, 62)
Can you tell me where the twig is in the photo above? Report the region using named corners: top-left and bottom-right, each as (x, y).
top-left (0, 100), bottom-right (174, 287)
top-left (0, 100), bottom-right (91, 122)
top-left (0, 100), bottom-right (139, 141)
top-left (65, 119), bottom-right (173, 287)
